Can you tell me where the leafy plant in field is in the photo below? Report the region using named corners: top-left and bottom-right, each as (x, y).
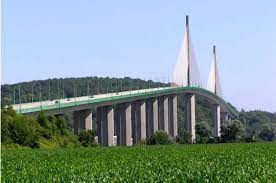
top-left (2, 143), bottom-right (276, 182)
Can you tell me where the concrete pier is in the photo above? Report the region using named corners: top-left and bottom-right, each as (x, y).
top-left (146, 100), bottom-right (153, 137)
top-left (158, 97), bottom-right (169, 133)
top-left (121, 103), bottom-right (132, 146)
top-left (186, 94), bottom-right (196, 142)
top-left (146, 98), bottom-right (159, 137)
top-left (212, 104), bottom-right (221, 137)
top-left (132, 101), bottom-right (146, 143)
top-left (73, 109), bottom-right (92, 133)
top-left (152, 98), bottom-right (159, 133)
top-left (115, 103), bottom-right (132, 146)
top-left (168, 95), bottom-right (178, 137)
top-left (97, 106), bottom-right (114, 146)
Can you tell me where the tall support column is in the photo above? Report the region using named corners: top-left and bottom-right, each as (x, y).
top-left (158, 97), bottom-right (169, 133)
top-left (145, 98), bottom-right (158, 137)
top-left (73, 109), bottom-right (93, 134)
top-left (186, 94), bottom-right (196, 142)
top-left (146, 100), bottom-right (153, 137)
top-left (97, 106), bottom-right (114, 147)
top-left (168, 95), bottom-right (178, 137)
top-left (120, 103), bottom-right (132, 146)
top-left (212, 104), bottom-right (221, 137)
top-left (132, 101), bottom-right (146, 143)
top-left (140, 101), bottom-right (146, 140)
top-left (152, 98), bottom-right (159, 133)
top-left (163, 97), bottom-right (169, 133)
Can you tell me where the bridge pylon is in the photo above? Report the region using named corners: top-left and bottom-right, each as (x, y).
top-left (207, 45), bottom-right (222, 97)
top-left (172, 15), bottom-right (201, 87)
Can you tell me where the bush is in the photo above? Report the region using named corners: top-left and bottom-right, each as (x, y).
top-left (242, 135), bottom-right (257, 143)
top-left (258, 128), bottom-right (275, 141)
top-left (10, 115), bottom-right (40, 148)
top-left (146, 131), bottom-right (173, 145)
top-left (176, 129), bottom-right (192, 144)
top-left (56, 116), bottom-right (68, 136)
top-left (37, 112), bottom-right (51, 129)
top-left (221, 120), bottom-right (245, 143)
top-left (135, 140), bottom-right (147, 146)
top-left (1, 143), bottom-right (30, 150)
top-left (39, 128), bottom-right (52, 139)
top-left (195, 122), bottom-right (212, 144)
top-left (207, 137), bottom-right (221, 143)
top-left (1, 107), bottom-right (17, 144)
top-left (78, 130), bottom-right (96, 147)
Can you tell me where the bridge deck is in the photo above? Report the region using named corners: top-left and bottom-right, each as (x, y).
top-left (12, 86), bottom-right (238, 117)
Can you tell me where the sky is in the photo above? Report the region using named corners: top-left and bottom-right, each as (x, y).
top-left (2, 0), bottom-right (276, 112)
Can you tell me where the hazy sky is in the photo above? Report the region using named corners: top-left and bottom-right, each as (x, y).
top-left (2, 0), bottom-right (276, 112)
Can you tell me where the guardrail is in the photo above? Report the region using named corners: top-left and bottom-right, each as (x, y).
top-left (12, 86), bottom-right (239, 117)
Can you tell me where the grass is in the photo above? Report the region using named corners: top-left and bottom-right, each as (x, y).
top-left (2, 142), bottom-right (276, 182)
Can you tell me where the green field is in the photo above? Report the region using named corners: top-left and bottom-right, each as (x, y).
top-left (2, 143), bottom-right (276, 182)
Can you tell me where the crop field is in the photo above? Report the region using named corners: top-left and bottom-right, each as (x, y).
top-left (2, 143), bottom-right (276, 182)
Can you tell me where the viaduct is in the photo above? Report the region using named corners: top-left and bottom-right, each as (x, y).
top-left (12, 16), bottom-right (238, 146)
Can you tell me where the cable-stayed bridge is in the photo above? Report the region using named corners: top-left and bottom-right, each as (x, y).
top-left (12, 16), bottom-right (237, 146)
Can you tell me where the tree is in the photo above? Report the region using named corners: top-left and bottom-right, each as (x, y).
top-left (176, 128), bottom-right (192, 144)
top-left (221, 120), bottom-right (245, 142)
top-left (10, 115), bottom-right (40, 148)
top-left (78, 130), bottom-right (96, 147)
top-left (1, 107), bottom-right (16, 144)
top-left (146, 131), bottom-right (174, 145)
top-left (56, 116), bottom-right (68, 136)
top-left (258, 128), bottom-right (275, 141)
top-left (195, 121), bottom-right (212, 143)
top-left (48, 114), bottom-right (58, 134)
top-left (37, 112), bottom-right (53, 139)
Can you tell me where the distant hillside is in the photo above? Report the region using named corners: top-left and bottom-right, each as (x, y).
top-left (239, 110), bottom-right (276, 134)
top-left (1, 77), bottom-right (166, 106)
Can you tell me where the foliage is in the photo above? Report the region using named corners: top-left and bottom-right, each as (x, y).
top-left (1, 106), bottom-right (16, 144)
top-left (2, 143), bottom-right (276, 182)
top-left (195, 121), bottom-right (212, 143)
top-left (38, 135), bottom-right (81, 149)
top-left (56, 116), bottom-right (68, 136)
top-left (221, 120), bottom-right (245, 142)
top-left (78, 130), bottom-right (97, 147)
top-left (146, 131), bottom-right (173, 145)
top-left (239, 110), bottom-right (276, 137)
top-left (1, 107), bottom-right (81, 149)
top-left (10, 115), bottom-right (40, 148)
top-left (1, 107), bottom-right (40, 148)
top-left (258, 128), bottom-right (275, 141)
top-left (176, 128), bottom-right (192, 144)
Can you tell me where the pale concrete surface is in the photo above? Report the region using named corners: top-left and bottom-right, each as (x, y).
top-left (212, 104), bottom-right (221, 137)
top-left (186, 94), bottom-right (196, 142)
